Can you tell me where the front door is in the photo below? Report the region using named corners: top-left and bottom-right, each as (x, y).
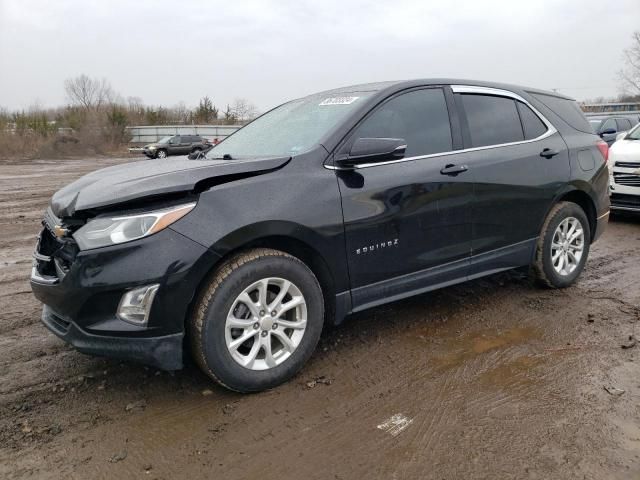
top-left (334, 87), bottom-right (474, 311)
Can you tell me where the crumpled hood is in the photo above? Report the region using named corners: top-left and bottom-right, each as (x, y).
top-left (51, 156), bottom-right (290, 217)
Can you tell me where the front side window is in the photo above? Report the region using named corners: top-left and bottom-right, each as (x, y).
top-left (601, 118), bottom-right (617, 132)
top-left (352, 88), bottom-right (453, 158)
top-left (461, 94), bottom-right (524, 147)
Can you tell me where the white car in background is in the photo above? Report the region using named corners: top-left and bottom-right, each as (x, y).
top-left (609, 123), bottom-right (640, 212)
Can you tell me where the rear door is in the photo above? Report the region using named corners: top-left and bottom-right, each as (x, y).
top-left (179, 135), bottom-right (193, 154)
top-left (335, 86), bottom-right (474, 310)
top-left (450, 86), bottom-right (570, 275)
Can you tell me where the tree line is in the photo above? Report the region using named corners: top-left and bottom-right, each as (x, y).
top-left (0, 74), bottom-right (259, 159)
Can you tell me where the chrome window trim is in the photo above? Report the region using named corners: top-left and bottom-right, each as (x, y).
top-left (326, 84), bottom-right (558, 170)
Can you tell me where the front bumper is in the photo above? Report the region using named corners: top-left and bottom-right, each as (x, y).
top-left (31, 226), bottom-right (220, 370)
top-left (42, 305), bottom-right (184, 370)
top-left (610, 192), bottom-right (640, 213)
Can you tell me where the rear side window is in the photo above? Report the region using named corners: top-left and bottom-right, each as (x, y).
top-left (529, 93), bottom-right (592, 133)
top-left (516, 102), bottom-right (548, 140)
top-left (460, 94), bottom-right (524, 147)
top-left (354, 88), bottom-right (452, 157)
top-left (616, 119), bottom-right (632, 131)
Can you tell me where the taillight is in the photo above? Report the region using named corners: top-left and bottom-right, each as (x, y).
top-left (596, 140), bottom-right (608, 163)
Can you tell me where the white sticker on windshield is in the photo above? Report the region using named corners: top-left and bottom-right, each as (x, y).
top-left (319, 96), bottom-right (360, 106)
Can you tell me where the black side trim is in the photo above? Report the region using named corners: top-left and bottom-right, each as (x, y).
top-left (469, 238), bottom-right (537, 276)
top-left (347, 238), bottom-right (537, 316)
top-left (351, 256), bottom-right (469, 312)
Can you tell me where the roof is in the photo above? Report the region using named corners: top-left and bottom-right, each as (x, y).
top-left (309, 78), bottom-right (573, 101)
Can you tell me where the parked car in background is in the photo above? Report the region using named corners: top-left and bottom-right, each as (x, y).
top-left (143, 135), bottom-right (209, 159)
top-left (187, 140), bottom-right (218, 159)
top-left (588, 116), bottom-right (638, 146)
top-left (608, 122), bottom-right (640, 212)
top-left (31, 79), bottom-right (609, 392)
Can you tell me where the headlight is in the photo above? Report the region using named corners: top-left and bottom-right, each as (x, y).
top-left (73, 203), bottom-right (196, 250)
top-left (147, 145), bottom-right (156, 150)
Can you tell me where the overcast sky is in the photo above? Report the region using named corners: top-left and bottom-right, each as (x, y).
top-left (1, 0), bottom-right (638, 112)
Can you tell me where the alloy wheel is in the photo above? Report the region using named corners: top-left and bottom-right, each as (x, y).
top-left (225, 277), bottom-right (307, 370)
top-left (551, 217), bottom-right (584, 276)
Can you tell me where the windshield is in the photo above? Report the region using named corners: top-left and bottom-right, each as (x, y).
top-left (206, 92), bottom-right (372, 158)
top-left (589, 119), bottom-right (603, 129)
top-left (157, 136), bottom-right (173, 144)
top-left (628, 123), bottom-right (640, 140)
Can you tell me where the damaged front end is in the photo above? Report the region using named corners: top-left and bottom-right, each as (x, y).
top-left (30, 155), bottom-right (290, 370)
top-left (32, 207), bottom-right (82, 285)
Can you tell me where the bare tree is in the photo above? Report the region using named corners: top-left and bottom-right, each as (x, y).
top-left (230, 98), bottom-right (258, 123)
top-left (64, 74), bottom-right (115, 111)
top-left (619, 31), bottom-right (640, 95)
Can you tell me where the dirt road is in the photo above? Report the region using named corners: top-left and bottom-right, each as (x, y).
top-left (1, 157), bottom-right (639, 479)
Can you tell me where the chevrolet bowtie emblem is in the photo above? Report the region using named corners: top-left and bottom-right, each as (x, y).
top-left (634, 168), bottom-right (640, 176)
top-left (53, 225), bottom-right (69, 238)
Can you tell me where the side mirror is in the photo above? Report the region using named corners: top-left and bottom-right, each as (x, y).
top-left (600, 128), bottom-right (616, 136)
top-left (336, 138), bottom-right (406, 168)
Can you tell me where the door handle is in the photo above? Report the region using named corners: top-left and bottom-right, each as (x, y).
top-left (540, 148), bottom-right (559, 159)
top-left (440, 164), bottom-right (468, 176)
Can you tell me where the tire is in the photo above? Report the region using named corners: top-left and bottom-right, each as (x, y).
top-left (190, 248), bottom-right (324, 392)
top-left (533, 201), bottom-right (591, 288)
top-left (156, 149), bottom-right (167, 159)
top-left (191, 147), bottom-right (202, 154)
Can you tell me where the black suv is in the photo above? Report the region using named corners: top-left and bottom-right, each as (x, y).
top-left (588, 116), bottom-right (638, 146)
top-left (31, 79), bottom-right (610, 392)
top-left (142, 134), bottom-right (208, 159)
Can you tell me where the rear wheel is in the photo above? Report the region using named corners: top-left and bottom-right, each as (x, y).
top-left (533, 201), bottom-right (590, 288)
top-left (190, 248), bottom-right (324, 392)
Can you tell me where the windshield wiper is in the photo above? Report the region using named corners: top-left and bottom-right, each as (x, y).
top-left (207, 153), bottom-right (234, 160)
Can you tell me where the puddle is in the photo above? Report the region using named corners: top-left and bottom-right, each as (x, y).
top-left (478, 354), bottom-right (545, 388)
top-left (430, 326), bottom-right (541, 371)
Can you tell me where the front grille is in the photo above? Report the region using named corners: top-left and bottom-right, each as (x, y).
top-left (615, 161), bottom-right (640, 168)
top-left (610, 193), bottom-right (640, 209)
top-left (34, 209), bottom-right (79, 280)
top-left (613, 173), bottom-right (640, 187)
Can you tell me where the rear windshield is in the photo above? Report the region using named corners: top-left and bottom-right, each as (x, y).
top-left (530, 93), bottom-right (593, 134)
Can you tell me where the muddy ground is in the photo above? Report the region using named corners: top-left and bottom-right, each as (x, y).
top-left (0, 156), bottom-right (639, 480)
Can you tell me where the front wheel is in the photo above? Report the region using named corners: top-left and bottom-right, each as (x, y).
top-left (190, 249), bottom-right (324, 392)
top-left (156, 149), bottom-right (167, 159)
top-left (533, 201), bottom-right (591, 288)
